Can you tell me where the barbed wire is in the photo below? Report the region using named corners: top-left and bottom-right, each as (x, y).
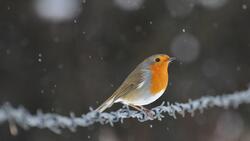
top-left (0, 88), bottom-right (250, 134)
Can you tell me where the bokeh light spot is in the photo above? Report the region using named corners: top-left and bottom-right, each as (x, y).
top-left (34, 0), bottom-right (82, 22)
top-left (170, 33), bottom-right (200, 63)
top-left (114, 0), bottom-right (144, 11)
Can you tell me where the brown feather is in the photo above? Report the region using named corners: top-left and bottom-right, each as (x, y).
top-left (95, 65), bottom-right (145, 112)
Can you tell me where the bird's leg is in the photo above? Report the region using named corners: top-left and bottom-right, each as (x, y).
top-left (139, 106), bottom-right (151, 113)
top-left (129, 105), bottom-right (154, 119)
top-left (128, 104), bottom-right (142, 111)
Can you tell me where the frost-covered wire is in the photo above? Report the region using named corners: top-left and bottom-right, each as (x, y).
top-left (1, 88), bottom-right (250, 134)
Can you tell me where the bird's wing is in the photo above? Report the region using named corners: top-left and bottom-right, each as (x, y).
top-left (112, 68), bottom-right (147, 100)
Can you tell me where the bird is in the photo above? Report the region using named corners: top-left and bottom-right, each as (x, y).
top-left (95, 54), bottom-right (175, 117)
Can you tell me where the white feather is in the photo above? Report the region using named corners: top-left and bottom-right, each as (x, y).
top-left (137, 81), bottom-right (145, 89)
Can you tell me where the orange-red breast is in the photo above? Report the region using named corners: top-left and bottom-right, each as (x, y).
top-left (96, 54), bottom-right (175, 115)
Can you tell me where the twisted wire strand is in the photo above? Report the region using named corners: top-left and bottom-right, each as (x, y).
top-left (0, 88), bottom-right (250, 134)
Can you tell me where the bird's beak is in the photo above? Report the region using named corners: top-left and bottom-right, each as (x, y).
top-left (169, 57), bottom-right (176, 63)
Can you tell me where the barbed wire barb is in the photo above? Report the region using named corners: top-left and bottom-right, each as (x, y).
top-left (0, 88), bottom-right (250, 134)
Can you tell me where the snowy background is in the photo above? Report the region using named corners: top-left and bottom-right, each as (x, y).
top-left (0, 0), bottom-right (250, 141)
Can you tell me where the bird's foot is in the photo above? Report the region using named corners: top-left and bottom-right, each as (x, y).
top-left (141, 107), bottom-right (154, 120)
top-left (128, 104), bottom-right (154, 119)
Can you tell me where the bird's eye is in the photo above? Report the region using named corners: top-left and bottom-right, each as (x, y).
top-left (155, 58), bottom-right (160, 62)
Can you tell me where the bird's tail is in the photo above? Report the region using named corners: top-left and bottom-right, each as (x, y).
top-left (95, 95), bottom-right (116, 113)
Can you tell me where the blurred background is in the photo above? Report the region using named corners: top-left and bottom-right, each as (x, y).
top-left (0, 0), bottom-right (250, 141)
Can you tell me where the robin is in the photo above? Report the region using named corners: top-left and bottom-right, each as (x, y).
top-left (95, 54), bottom-right (175, 117)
